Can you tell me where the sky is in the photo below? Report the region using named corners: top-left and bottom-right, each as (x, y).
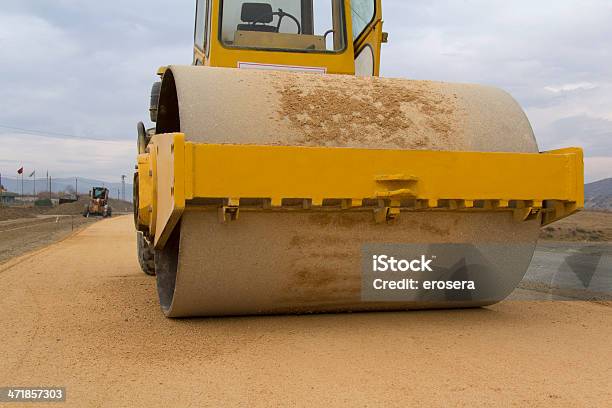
top-left (0, 0), bottom-right (610, 183)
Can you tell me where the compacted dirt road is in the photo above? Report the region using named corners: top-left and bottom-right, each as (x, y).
top-left (0, 216), bottom-right (611, 407)
top-left (0, 215), bottom-right (97, 263)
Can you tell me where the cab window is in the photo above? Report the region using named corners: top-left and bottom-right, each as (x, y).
top-left (350, 0), bottom-right (375, 41)
top-left (93, 189), bottom-right (106, 199)
top-left (219, 0), bottom-right (346, 52)
top-left (195, 0), bottom-right (209, 50)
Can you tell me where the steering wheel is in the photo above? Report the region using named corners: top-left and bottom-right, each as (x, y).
top-left (252, 8), bottom-right (301, 34)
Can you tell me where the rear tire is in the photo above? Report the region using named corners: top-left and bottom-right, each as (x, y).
top-left (149, 81), bottom-right (162, 122)
top-left (137, 232), bottom-right (156, 276)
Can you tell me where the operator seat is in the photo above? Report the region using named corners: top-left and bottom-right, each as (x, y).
top-left (237, 3), bottom-right (277, 33)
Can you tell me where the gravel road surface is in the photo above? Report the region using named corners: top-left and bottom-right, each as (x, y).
top-left (0, 216), bottom-right (610, 407)
top-left (0, 215), bottom-right (97, 263)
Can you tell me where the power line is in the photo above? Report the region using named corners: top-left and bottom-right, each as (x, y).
top-left (0, 124), bottom-right (89, 139)
top-left (0, 124), bottom-right (131, 144)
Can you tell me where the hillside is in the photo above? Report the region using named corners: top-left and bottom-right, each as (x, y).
top-left (541, 211), bottom-right (612, 241)
top-left (585, 178), bottom-right (612, 211)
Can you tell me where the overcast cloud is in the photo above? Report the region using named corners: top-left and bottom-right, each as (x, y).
top-left (0, 0), bottom-right (610, 183)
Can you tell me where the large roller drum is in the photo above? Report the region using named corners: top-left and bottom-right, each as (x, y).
top-left (153, 66), bottom-right (540, 317)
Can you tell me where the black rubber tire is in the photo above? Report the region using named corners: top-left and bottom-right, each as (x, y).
top-left (137, 232), bottom-right (156, 276)
top-left (149, 81), bottom-right (162, 122)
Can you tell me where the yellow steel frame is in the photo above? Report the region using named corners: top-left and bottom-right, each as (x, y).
top-left (137, 133), bottom-right (584, 249)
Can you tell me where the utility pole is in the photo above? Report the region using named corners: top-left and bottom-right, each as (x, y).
top-left (75, 177), bottom-right (78, 197)
top-left (121, 175), bottom-right (127, 201)
top-left (117, 189), bottom-right (120, 200)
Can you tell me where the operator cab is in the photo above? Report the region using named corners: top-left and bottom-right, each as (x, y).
top-left (193, 0), bottom-right (384, 76)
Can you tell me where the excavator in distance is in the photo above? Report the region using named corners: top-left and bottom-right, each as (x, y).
top-left (133, 0), bottom-right (584, 317)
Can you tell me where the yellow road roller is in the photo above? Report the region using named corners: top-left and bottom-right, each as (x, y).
top-left (134, 0), bottom-right (584, 317)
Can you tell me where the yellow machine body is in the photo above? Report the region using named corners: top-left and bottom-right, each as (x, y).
top-left (134, 0), bottom-right (584, 317)
top-left (137, 134), bottom-right (583, 250)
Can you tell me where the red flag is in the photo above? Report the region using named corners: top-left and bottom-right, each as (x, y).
top-left (17, 167), bottom-right (23, 175)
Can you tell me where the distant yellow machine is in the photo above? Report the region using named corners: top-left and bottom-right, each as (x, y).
top-left (133, 0), bottom-right (583, 317)
top-left (83, 187), bottom-right (112, 218)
